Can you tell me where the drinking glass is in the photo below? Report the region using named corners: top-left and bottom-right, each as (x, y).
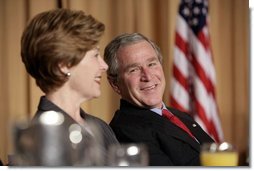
top-left (13, 111), bottom-right (77, 166)
top-left (200, 142), bottom-right (239, 166)
top-left (107, 143), bottom-right (149, 166)
top-left (13, 111), bottom-right (104, 166)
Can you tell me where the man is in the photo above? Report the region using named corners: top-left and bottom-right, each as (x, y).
top-left (104, 33), bottom-right (214, 166)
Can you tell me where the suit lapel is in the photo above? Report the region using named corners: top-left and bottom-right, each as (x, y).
top-left (145, 109), bottom-right (200, 151)
top-left (160, 114), bottom-right (200, 152)
top-left (119, 100), bottom-right (200, 152)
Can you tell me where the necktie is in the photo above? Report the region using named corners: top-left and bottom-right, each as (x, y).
top-left (162, 109), bottom-right (195, 140)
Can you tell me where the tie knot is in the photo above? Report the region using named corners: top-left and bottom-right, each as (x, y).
top-left (162, 109), bottom-right (173, 120)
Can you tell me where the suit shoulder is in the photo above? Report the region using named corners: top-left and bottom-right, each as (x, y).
top-left (110, 109), bottom-right (154, 128)
top-left (167, 107), bottom-right (193, 119)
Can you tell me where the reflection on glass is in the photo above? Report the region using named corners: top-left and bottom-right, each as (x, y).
top-left (107, 143), bottom-right (149, 166)
top-left (13, 111), bottom-right (104, 166)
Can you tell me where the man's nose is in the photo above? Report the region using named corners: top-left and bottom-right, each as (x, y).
top-left (140, 67), bottom-right (152, 81)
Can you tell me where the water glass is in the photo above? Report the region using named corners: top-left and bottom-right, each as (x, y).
top-left (107, 143), bottom-right (149, 166)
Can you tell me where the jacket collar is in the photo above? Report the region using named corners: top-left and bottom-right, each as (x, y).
top-left (37, 96), bottom-right (87, 120)
top-left (118, 99), bottom-right (200, 151)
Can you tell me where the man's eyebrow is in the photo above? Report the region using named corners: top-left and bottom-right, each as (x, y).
top-left (147, 56), bottom-right (159, 62)
top-left (124, 63), bottom-right (140, 72)
top-left (123, 57), bottom-right (159, 71)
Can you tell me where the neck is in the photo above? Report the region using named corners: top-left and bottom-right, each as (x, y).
top-left (46, 89), bottom-right (85, 124)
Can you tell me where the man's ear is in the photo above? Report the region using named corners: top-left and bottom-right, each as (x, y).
top-left (108, 76), bottom-right (121, 95)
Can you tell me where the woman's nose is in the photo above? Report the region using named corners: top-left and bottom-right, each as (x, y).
top-left (99, 55), bottom-right (108, 71)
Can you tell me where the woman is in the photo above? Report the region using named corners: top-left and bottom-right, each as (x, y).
top-left (20, 8), bottom-right (118, 166)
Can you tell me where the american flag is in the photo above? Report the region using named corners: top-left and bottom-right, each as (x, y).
top-left (170, 0), bottom-right (223, 142)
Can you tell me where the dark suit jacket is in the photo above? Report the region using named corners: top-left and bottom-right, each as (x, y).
top-left (34, 96), bottom-right (119, 150)
top-left (27, 96), bottom-right (119, 166)
top-left (110, 99), bottom-right (214, 166)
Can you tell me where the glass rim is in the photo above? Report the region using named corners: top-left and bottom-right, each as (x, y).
top-left (201, 142), bottom-right (235, 152)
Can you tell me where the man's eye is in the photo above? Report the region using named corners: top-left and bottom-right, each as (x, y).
top-left (148, 62), bottom-right (157, 67)
top-left (129, 67), bottom-right (139, 73)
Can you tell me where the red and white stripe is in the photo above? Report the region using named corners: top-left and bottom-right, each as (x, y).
top-left (170, 6), bottom-right (223, 143)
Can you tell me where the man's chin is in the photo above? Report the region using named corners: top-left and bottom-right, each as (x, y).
top-left (142, 100), bottom-right (163, 109)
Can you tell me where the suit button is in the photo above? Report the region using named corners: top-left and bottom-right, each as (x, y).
top-left (192, 124), bottom-right (197, 127)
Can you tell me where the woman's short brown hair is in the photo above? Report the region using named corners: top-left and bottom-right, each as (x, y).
top-left (21, 8), bottom-right (105, 93)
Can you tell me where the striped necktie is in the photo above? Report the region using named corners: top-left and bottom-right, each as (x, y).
top-left (162, 109), bottom-right (195, 140)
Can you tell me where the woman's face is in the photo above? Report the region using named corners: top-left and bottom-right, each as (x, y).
top-left (68, 47), bottom-right (108, 101)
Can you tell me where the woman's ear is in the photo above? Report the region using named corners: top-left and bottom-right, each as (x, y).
top-left (58, 63), bottom-right (70, 75)
top-left (108, 76), bottom-right (121, 95)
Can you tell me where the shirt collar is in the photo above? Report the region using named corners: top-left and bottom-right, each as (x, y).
top-left (150, 102), bottom-right (167, 116)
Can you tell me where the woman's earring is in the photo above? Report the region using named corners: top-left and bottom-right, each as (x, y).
top-left (65, 72), bottom-right (71, 77)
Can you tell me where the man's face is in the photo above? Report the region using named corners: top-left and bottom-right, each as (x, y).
top-left (113, 40), bottom-right (165, 109)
